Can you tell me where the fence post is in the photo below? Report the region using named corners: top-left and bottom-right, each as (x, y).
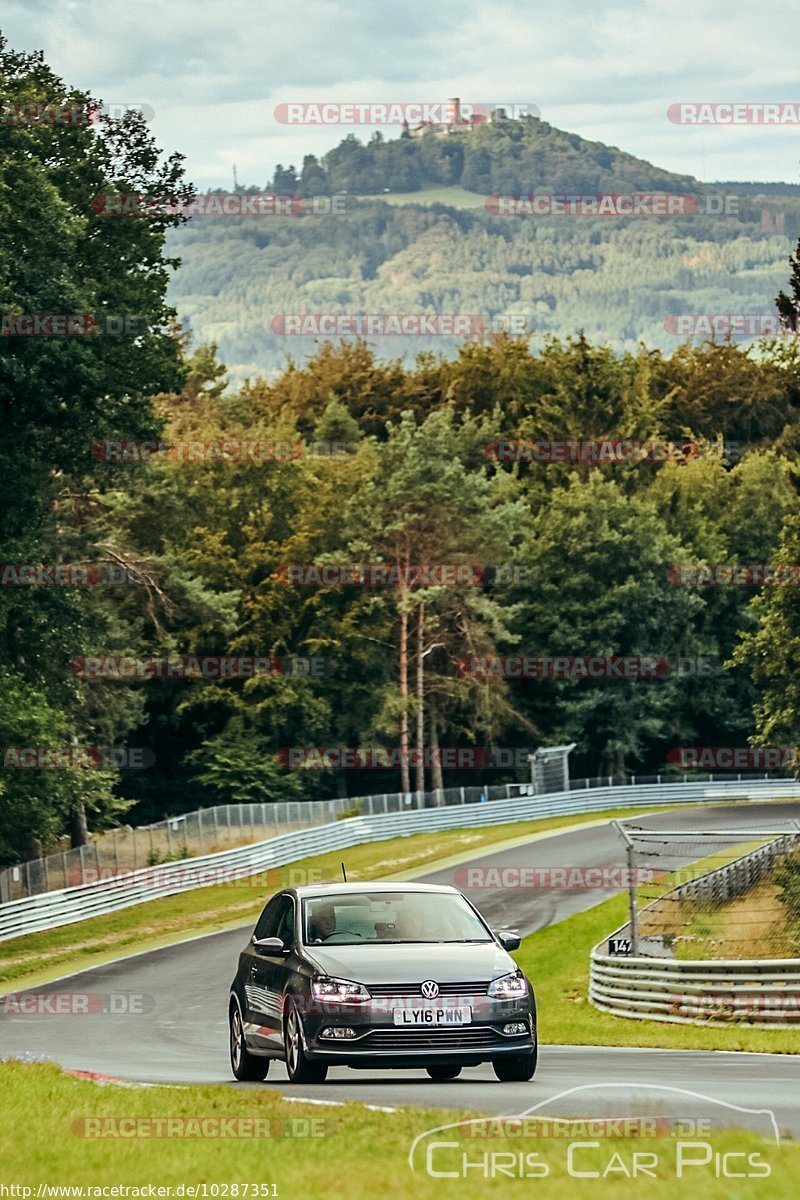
top-left (113, 828), bottom-right (120, 873)
top-left (460, 787), bottom-right (466, 804)
top-left (626, 839), bottom-right (638, 955)
top-left (198, 810), bottom-right (204, 852)
top-left (611, 821), bottom-right (638, 956)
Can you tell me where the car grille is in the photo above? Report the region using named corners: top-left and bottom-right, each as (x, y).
top-left (367, 981), bottom-right (490, 1000)
top-left (364, 1026), bottom-right (502, 1051)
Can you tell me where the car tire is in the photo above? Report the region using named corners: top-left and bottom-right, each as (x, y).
top-left (426, 1065), bottom-right (462, 1081)
top-left (492, 1040), bottom-right (537, 1082)
top-left (284, 1004), bottom-right (328, 1084)
top-left (229, 1001), bottom-right (269, 1081)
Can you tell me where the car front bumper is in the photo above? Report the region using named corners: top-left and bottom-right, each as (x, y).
top-left (301, 993), bottom-right (536, 1066)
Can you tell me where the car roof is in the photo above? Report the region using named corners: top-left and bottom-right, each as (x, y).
top-left (288, 882), bottom-right (461, 899)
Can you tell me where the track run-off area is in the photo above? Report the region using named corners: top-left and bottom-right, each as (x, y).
top-left (1, 801), bottom-right (799, 1135)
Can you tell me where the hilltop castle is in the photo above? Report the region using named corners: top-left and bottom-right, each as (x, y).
top-left (406, 97), bottom-right (513, 138)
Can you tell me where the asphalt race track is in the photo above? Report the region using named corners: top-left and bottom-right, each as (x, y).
top-left (2, 801), bottom-right (800, 1135)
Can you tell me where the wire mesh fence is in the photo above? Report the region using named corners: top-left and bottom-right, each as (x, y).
top-left (0, 784), bottom-right (516, 901)
top-left (609, 824), bottom-right (800, 962)
top-left (1, 769), bottom-right (794, 903)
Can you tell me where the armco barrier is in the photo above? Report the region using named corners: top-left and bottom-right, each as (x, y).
top-left (590, 954), bottom-right (800, 1027)
top-left (2, 777), bottom-right (800, 942)
top-left (590, 835), bottom-right (800, 1028)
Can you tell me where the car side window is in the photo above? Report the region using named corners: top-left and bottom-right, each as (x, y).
top-left (254, 895), bottom-right (284, 940)
top-left (274, 897), bottom-right (296, 949)
top-left (254, 895), bottom-right (295, 946)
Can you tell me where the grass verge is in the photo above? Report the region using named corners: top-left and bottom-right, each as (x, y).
top-left (516, 888), bottom-right (800, 1053)
top-left (0, 1060), bottom-right (795, 1196)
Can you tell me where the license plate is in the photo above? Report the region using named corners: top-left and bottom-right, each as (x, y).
top-left (392, 1006), bottom-right (472, 1025)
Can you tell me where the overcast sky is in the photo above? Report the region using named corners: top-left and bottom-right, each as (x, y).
top-left (4, 0), bottom-right (799, 190)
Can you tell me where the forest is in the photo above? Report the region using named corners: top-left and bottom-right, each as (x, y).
top-left (4, 36), bottom-right (800, 861)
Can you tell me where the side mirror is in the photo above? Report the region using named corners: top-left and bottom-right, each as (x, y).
top-left (252, 935), bottom-right (286, 955)
top-left (496, 930), bottom-right (521, 952)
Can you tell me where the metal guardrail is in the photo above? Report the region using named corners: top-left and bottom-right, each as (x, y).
top-left (2, 776), bottom-right (800, 943)
top-left (3, 769), bottom-right (793, 902)
top-left (590, 835), bottom-right (800, 1027)
top-left (590, 955), bottom-right (800, 1026)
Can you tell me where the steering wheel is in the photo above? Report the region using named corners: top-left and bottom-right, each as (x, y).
top-left (321, 930), bottom-right (364, 942)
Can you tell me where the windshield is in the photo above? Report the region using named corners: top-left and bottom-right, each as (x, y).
top-left (302, 891), bottom-right (493, 945)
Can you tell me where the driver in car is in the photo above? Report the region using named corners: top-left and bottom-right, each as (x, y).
top-left (308, 903), bottom-right (336, 943)
top-left (395, 901), bottom-right (434, 941)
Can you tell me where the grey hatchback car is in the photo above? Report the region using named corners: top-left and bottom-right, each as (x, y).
top-left (229, 881), bottom-right (537, 1084)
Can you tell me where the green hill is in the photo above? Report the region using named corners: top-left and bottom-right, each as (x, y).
top-left (165, 120), bottom-right (800, 383)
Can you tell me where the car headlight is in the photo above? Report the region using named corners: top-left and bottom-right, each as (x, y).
top-left (311, 976), bottom-right (371, 1003)
top-left (488, 970), bottom-right (528, 1000)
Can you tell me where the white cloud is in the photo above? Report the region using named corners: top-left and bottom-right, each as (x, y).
top-left (2, 0), bottom-right (799, 185)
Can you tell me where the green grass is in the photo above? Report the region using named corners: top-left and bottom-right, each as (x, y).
top-left (354, 185), bottom-right (486, 209)
top-left (0, 1060), bottom-right (795, 1196)
top-left (0, 806), bottom-right (673, 991)
top-left (515, 889), bottom-right (800, 1053)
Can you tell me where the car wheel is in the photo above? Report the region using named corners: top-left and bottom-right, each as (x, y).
top-left (426, 1065), bottom-right (462, 1081)
top-left (492, 1040), bottom-right (537, 1082)
top-left (229, 1001), bottom-right (269, 1081)
top-left (284, 1004), bottom-right (328, 1084)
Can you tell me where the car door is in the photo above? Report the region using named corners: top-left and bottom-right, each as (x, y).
top-left (248, 894), bottom-right (297, 1051)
